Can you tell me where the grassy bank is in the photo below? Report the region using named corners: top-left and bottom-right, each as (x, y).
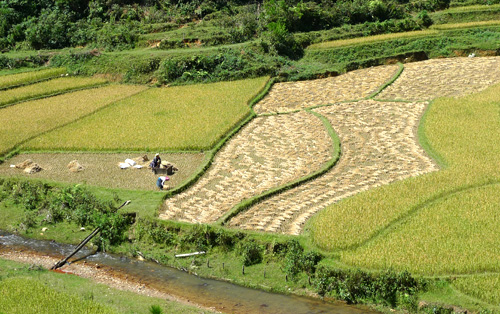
top-left (0, 258), bottom-right (213, 314)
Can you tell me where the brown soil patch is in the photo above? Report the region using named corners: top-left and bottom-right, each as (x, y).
top-left (0, 152), bottom-right (205, 191)
top-left (159, 111), bottom-right (332, 223)
top-left (254, 65), bottom-right (399, 114)
top-left (377, 57), bottom-right (500, 101)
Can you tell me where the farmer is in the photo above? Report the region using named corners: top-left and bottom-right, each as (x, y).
top-left (150, 153), bottom-right (161, 173)
top-left (156, 176), bottom-right (169, 190)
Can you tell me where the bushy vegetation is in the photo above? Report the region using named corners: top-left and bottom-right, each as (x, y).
top-left (314, 266), bottom-right (421, 308)
top-left (0, 178), bottom-right (130, 250)
top-left (0, 84), bottom-right (146, 155)
top-left (23, 77), bottom-right (268, 151)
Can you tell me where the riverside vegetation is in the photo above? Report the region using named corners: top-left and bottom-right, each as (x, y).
top-left (1, 0), bottom-right (500, 313)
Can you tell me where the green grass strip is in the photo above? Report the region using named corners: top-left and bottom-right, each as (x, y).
top-left (431, 20), bottom-right (500, 30)
top-left (367, 63), bottom-right (404, 99)
top-left (217, 109), bottom-right (341, 226)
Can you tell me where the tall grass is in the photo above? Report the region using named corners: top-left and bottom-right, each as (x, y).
top-left (0, 84), bottom-right (147, 155)
top-left (0, 277), bottom-right (117, 314)
top-left (309, 82), bottom-right (500, 274)
top-left (0, 76), bottom-right (108, 107)
top-left (23, 77), bottom-right (269, 152)
top-left (0, 67), bottom-right (66, 89)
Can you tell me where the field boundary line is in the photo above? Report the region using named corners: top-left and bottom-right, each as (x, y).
top-left (159, 77), bottom-right (275, 204)
top-left (5, 86), bottom-right (148, 158)
top-left (0, 82), bottom-right (110, 109)
top-left (367, 63), bottom-right (404, 99)
top-left (342, 180), bottom-right (500, 252)
top-left (216, 109), bottom-right (341, 226)
top-left (418, 100), bottom-right (448, 168)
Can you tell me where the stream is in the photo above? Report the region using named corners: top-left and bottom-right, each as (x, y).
top-left (0, 230), bottom-right (378, 314)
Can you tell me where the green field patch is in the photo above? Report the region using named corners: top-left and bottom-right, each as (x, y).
top-left (431, 20), bottom-right (500, 30)
top-left (24, 77), bottom-right (269, 152)
top-left (0, 152), bottom-right (205, 191)
top-left (309, 82), bottom-right (500, 274)
top-left (0, 76), bottom-right (108, 108)
top-left (0, 85), bottom-right (147, 155)
top-left (453, 274), bottom-right (500, 306)
top-left (0, 67), bottom-right (67, 90)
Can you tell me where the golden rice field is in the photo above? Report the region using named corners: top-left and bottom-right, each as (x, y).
top-left (308, 82), bottom-right (500, 274)
top-left (0, 76), bottom-right (108, 107)
top-left (23, 77), bottom-right (269, 152)
top-left (307, 30), bottom-right (439, 49)
top-left (0, 85), bottom-right (146, 155)
top-left (453, 274), bottom-right (500, 305)
top-left (0, 67), bottom-right (66, 89)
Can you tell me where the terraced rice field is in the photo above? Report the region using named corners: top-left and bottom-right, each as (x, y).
top-left (159, 111), bottom-right (332, 223)
top-left (0, 67), bottom-right (66, 89)
top-left (229, 100), bottom-right (437, 234)
top-left (160, 56), bottom-right (500, 242)
top-left (24, 77), bottom-right (268, 151)
top-left (376, 57), bottom-right (500, 101)
top-left (0, 76), bottom-right (108, 107)
top-left (0, 85), bottom-right (146, 155)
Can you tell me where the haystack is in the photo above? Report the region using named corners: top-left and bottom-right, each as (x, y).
top-left (24, 163), bottom-right (42, 174)
top-left (16, 159), bottom-right (34, 169)
top-left (67, 160), bottom-right (85, 172)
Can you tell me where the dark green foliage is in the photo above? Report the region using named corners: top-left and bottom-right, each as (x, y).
top-left (0, 179), bottom-right (129, 251)
top-left (155, 47), bottom-right (281, 84)
top-left (238, 239), bottom-right (263, 266)
top-left (280, 239), bottom-right (322, 279)
top-left (314, 266), bottom-right (421, 307)
top-left (135, 217), bottom-right (177, 247)
top-left (149, 305), bottom-right (164, 314)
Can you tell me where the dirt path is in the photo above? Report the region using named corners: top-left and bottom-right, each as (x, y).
top-left (228, 100), bottom-right (438, 234)
top-left (159, 111), bottom-right (332, 223)
top-left (376, 57), bottom-right (500, 101)
top-left (254, 65), bottom-right (399, 114)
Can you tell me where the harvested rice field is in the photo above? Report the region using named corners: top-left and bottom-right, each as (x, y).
top-left (228, 100), bottom-right (437, 234)
top-left (0, 152), bottom-right (205, 191)
top-left (159, 111), bottom-right (332, 223)
top-left (254, 65), bottom-right (399, 114)
top-left (376, 56), bottom-right (500, 101)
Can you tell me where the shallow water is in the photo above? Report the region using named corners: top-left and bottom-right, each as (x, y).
top-left (0, 230), bottom-right (378, 314)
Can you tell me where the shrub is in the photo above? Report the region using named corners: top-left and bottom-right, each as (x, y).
top-left (238, 239), bottom-right (263, 266)
top-left (314, 266), bottom-right (421, 306)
